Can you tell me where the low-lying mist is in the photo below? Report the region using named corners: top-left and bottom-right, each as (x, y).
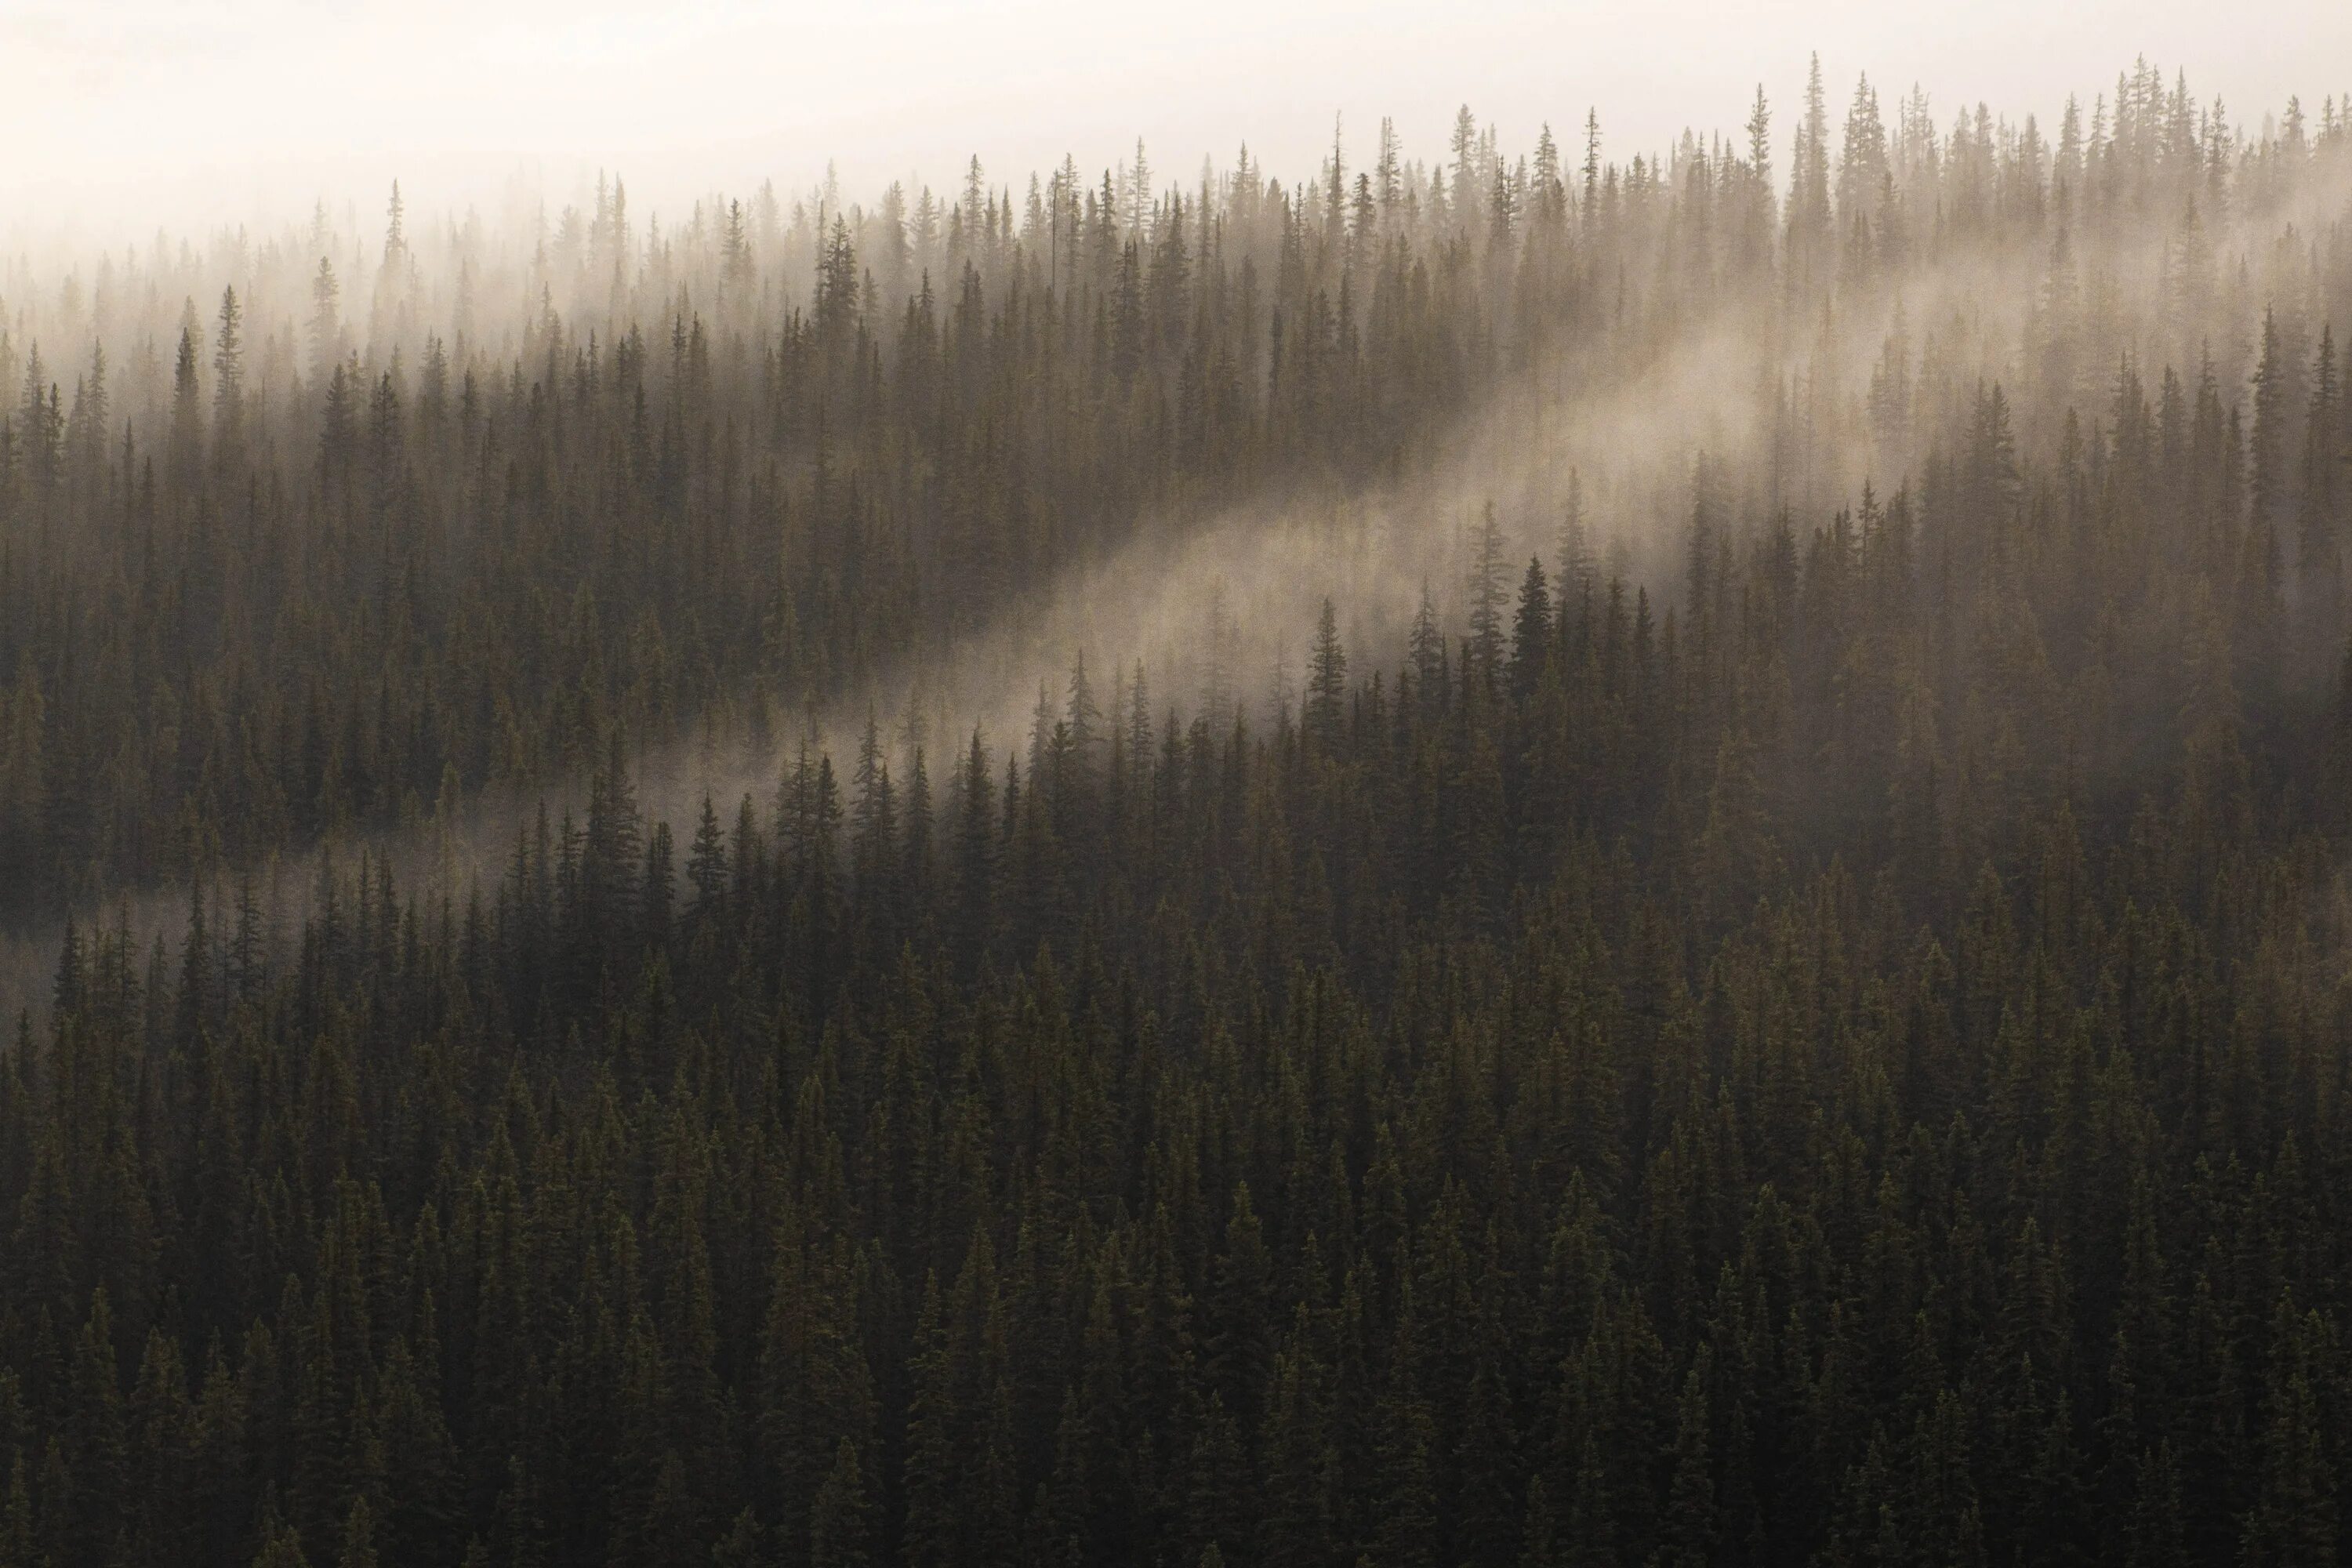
top-left (4, 59), bottom-right (2350, 1024)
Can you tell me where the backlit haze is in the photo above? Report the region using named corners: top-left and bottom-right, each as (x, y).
top-left (5, 0), bottom-right (2345, 239)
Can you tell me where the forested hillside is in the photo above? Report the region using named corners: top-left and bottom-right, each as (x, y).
top-left (6, 59), bottom-right (2352, 1568)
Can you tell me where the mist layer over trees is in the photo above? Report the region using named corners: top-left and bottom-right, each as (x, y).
top-left (5, 57), bottom-right (2352, 1568)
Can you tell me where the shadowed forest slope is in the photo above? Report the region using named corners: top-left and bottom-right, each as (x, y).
top-left (5, 60), bottom-right (2352, 1568)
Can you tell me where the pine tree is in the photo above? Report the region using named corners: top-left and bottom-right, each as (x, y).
top-left (1307, 599), bottom-right (1348, 749)
top-left (1468, 503), bottom-right (1509, 683)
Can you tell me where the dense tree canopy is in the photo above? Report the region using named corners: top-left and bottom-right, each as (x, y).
top-left (6, 57), bottom-right (2352, 1568)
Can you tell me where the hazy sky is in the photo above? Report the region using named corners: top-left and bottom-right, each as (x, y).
top-left (3, 0), bottom-right (2344, 235)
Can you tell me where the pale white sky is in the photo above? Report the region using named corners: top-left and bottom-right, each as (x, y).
top-left (2, 0), bottom-right (2343, 236)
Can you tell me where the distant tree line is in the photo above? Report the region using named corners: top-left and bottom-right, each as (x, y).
top-left (5, 64), bottom-right (2346, 922)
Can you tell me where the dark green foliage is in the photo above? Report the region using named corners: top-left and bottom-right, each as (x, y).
top-left (6, 59), bottom-right (2352, 1568)
top-left (11, 401), bottom-right (2352, 1555)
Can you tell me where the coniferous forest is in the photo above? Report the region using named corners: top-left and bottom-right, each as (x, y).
top-left (7, 56), bottom-right (2352, 1567)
